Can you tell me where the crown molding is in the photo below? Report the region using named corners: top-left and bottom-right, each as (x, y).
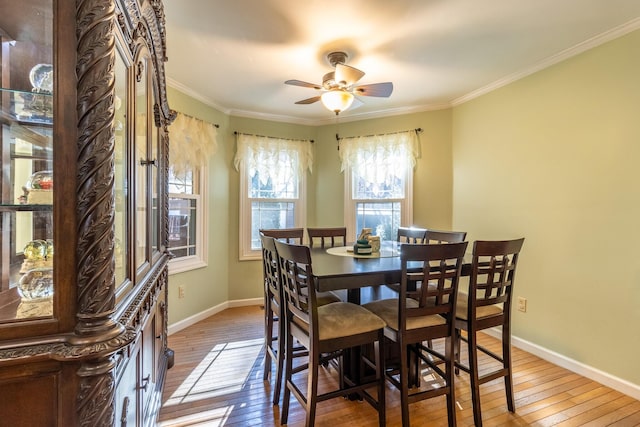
top-left (167, 77), bottom-right (232, 115)
top-left (451, 17), bottom-right (640, 106)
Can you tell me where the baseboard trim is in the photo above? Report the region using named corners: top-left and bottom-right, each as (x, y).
top-left (483, 328), bottom-right (640, 401)
top-left (168, 298), bottom-right (263, 336)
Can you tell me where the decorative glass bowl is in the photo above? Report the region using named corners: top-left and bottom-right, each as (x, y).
top-left (29, 63), bottom-right (54, 94)
top-left (18, 267), bottom-right (54, 300)
top-left (26, 170), bottom-right (54, 190)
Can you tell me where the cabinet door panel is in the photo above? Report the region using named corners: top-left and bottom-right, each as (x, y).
top-left (114, 39), bottom-right (131, 302)
top-left (0, 0), bottom-right (54, 322)
top-left (116, 346), bottom-right (140, 427)
top-left (0, 374), bottom-right (58, 426)
top-left (134, 54), bottom-right (150, 276)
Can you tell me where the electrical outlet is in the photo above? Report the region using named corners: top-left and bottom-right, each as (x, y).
top-left (517, 296), bottom-right (527, 313)
top-left (178, 285), bottom-right (185, 299)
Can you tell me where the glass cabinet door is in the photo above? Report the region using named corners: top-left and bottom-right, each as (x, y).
top-left (0, 0), bottom-right (54, 322)
top-left (114, 40), bottom-right (130, 301)
top-left (135, 56), bottom-right (149, 274)
top-left (135, 48), bottom-right (164, 278)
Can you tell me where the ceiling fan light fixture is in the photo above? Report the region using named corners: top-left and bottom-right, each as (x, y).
top-left (321, 90), bottom-right (354, 114)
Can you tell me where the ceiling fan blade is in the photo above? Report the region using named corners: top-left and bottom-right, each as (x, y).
top-left (334, 63), bottom-right (365, 86)
top-left (295, 96), bottom-right (321, 105)
top-left (285, 79), bottom-right (322, 90)
top-left (353, 82), bottom-right (393, 97)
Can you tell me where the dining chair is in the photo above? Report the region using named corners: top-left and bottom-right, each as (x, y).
top-left (307, 227), bottom-right (347, 248)
top-left (275, 240), bottom-right (387, 427)
top-left (259, 227), bottom-right (304, 244)
top-left (363, 241), bottom-right (468, 427)
top-left (260, 234), bottom-right (341, 406)
top-left (260, 234), bottom-right (287, 405)
top-left (396, 226), bottom-right (428, 243)
top-left (454, 238), bottom-right (525, 427)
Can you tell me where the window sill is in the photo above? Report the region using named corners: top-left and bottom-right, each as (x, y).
top-left (169, 256), bottom-right (208, 275)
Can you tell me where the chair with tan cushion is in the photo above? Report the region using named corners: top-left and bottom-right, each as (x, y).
top-left (260, 234), bottom-right (340, 406)
top-left (363, 241), bottom-right (468, 427)
top-left (454, 238), bottom-right (525, 427)
top-left (307, 227), bottom-right (347, 248)
top-left (275, 240), bottom-right (387, 427)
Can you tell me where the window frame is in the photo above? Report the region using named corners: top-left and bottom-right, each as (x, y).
top-left (343, 154), bottom-right (413, 241)
top-left (238, 153), bottom-right (307, 261)
top-left (167, 165), bottom-right (208, 274)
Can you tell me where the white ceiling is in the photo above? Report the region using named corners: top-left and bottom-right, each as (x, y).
top-left (162, 0), bottom-right (640, 125)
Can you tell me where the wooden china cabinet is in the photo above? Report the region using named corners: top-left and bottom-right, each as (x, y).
top-left (0, 0), bottom-right (175, 425)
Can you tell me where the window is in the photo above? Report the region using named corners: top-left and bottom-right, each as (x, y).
top-left (235, 134), bottom-right (313, 260)
top-left (167, 113), bottom-right (217, 273)
top-left (341, 130), bottom-right (420, 241)
top-left (168, 166), bottom-right (207, 273)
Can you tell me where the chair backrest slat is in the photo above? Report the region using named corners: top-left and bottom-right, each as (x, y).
top-left (424, 229), bottom-right (467, 244)
top-left (274, 240), bottom-right (315, 327)
top-left (260, 234), bottom-right (281, 303)
top-left (260, 228), bottom-right (304, 244)
top-left (397, 226), bottom-right (428, 244)
top-left (399, 242), bottom-right (468, 326)
top-left (307, 227), bottom-right (347, 248)
top-left (470, 239), bottom-right (525, 309)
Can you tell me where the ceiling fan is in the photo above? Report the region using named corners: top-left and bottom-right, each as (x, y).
top-left (285, 51), bottom-right (393, 115)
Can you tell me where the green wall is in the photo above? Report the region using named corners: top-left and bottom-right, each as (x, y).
top-left (165, 87), bottom-right (230, 323)
top-left (451, 30), bottom-right (640, 385)
top-left (166, 29), bottom-right (640, 388)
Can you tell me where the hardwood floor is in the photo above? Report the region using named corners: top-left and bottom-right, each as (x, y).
top-left (158, 305), bottom-right (640, 426)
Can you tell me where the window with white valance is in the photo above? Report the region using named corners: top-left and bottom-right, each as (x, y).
top-left (234, 133), bottom-right (313, 259)
top-left (169, 113), bottom-right (218, 175)
top-left (340, 130), bottom-right (420, 240)
top-left (167, 112), bottom-right (218, 273)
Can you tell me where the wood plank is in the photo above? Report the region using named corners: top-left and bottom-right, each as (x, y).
top-left (158, 305), bottom-right (640, 427)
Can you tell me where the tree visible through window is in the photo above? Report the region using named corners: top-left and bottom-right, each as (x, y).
top-left (168, 168), bottom-right (197, 258)
top-left (235, 133), bottom-right (313, 259)
top-left (341, 130), bottom-right (420, 240)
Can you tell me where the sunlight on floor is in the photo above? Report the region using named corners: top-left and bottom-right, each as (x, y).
top-left (157, 406), bottom-right (234, 427)
top-left (162, 337), bottom-right (263, 408)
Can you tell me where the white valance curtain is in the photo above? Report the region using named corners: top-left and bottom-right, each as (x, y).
top-left (233, 133), bottom-right (314, 184)
top-left (169, 112), bottom-right (218, 175)
top-left (338, 130), bottom-right (421, 184)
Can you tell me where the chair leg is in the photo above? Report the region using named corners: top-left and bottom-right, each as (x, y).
top-left (503, 326), bottom-right (515, 412)
top-left (306, 348), bottom-right (320, 427)
top-left (280, 328), bottom-right (293, 425)
top-left (454, 328), bottom-right (461, 376)
top-left (376, 335), bottom-right (386, 427)
top-left (399, 341), bottom-right (411, 427)
top-left (273, 309), bottom-right (286, 405)
top-left (263, 298), bottom-right (273, 381)
top-left (467, 330), bottom-right (483, 427)
top-left (444, 336), bottom-right (457, 427)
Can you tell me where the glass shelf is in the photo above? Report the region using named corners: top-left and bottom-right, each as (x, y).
top-left (0, 204), bottom-right (53, 212)
top-left (0, 87), bottom-right (53, 125)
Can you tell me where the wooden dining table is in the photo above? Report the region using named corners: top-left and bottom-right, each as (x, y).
top-left (310, 241), bottom-right (472, 304)
top-left (309, 241), bottom-right (472, 393)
